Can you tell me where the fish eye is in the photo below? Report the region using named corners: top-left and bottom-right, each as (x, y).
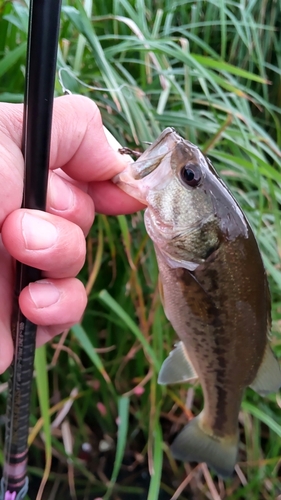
top-left (180, 164), bottom-right (201, 187)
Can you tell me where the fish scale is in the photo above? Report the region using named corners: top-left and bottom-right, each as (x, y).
top-left (113, 127), bottom-right (281, 477)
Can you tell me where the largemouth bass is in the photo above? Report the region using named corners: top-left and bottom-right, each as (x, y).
top-left (113, 128), bottom-right (281, 477)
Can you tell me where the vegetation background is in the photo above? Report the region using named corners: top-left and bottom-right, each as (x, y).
top-left (0, 0), bottom-right (281, 499)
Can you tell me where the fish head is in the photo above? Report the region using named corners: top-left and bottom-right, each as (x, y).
top-left (113, 128), bottom-right (247, 266)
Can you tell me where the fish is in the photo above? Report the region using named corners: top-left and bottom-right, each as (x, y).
top-left (113, 127), bottom-right (281, 478)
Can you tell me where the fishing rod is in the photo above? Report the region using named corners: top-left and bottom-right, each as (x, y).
top-left (0, 1), bottom-right (62, 498)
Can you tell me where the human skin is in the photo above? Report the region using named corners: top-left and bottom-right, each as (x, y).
top-left (0, 94), bottom-right (144, 373)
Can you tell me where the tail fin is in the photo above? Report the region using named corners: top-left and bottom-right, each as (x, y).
top-left (170, 414), bottom-right (238, 478)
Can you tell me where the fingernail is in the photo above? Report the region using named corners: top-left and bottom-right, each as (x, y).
top-left (29, 281), bottom-right (61, 308)
top-left (49, 173), bottom-right (74, 211)
top-left (22, 213), bottom-right (58, 250)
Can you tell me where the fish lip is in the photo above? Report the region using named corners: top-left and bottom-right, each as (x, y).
top-left (113, 127), bottom-right (181, 188)
top-left (112, 170), bottom-right (128, 186)
top-left (112, 167), bottom-right (148, 205)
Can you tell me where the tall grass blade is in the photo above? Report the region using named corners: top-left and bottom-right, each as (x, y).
top-left (99, 289), bottom-right (160, 368)
top-left (103, 396), bottom-right (130, 500)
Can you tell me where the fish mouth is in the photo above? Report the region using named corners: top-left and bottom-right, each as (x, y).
top-left (112, 167), bottom-right (149, 205)
top-left (112, 127), bottom-right (181, 203)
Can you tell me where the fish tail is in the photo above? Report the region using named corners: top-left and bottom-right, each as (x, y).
top-left (170, 413), bottom-right (238, 478)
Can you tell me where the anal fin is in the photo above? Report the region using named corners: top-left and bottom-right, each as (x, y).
top-left (250, 344), bottom-right (281, 396)
top-left (158, 341), bottom-right (198, 385)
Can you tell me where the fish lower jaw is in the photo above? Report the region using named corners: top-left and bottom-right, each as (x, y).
top-left (112, 171), bottom-right (148, 204)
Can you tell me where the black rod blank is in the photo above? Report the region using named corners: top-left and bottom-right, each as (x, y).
top-left (1, 1), bottom-right (62, 498)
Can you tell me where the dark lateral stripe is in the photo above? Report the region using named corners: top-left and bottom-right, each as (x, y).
top-left (213, 384), bottom-right (228, 431)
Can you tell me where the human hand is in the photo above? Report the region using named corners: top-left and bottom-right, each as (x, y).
top-left (0, 95), bottom-right (143, 373)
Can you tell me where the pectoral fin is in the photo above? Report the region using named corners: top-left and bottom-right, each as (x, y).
top-left (158, 341), bottom-right (198, 385)
top-left (250, 344), bottom-right (281, 396)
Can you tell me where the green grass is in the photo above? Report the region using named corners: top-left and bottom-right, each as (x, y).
top-left (0, 0), bottom-right (281, 498)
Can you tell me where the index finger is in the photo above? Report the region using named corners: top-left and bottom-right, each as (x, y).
top-left (2, 95), bottom-right (144, 215)
top-left (50, 95), bottom-right (131, 181)
top-left (50, 95), bottom-right (145, 214)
